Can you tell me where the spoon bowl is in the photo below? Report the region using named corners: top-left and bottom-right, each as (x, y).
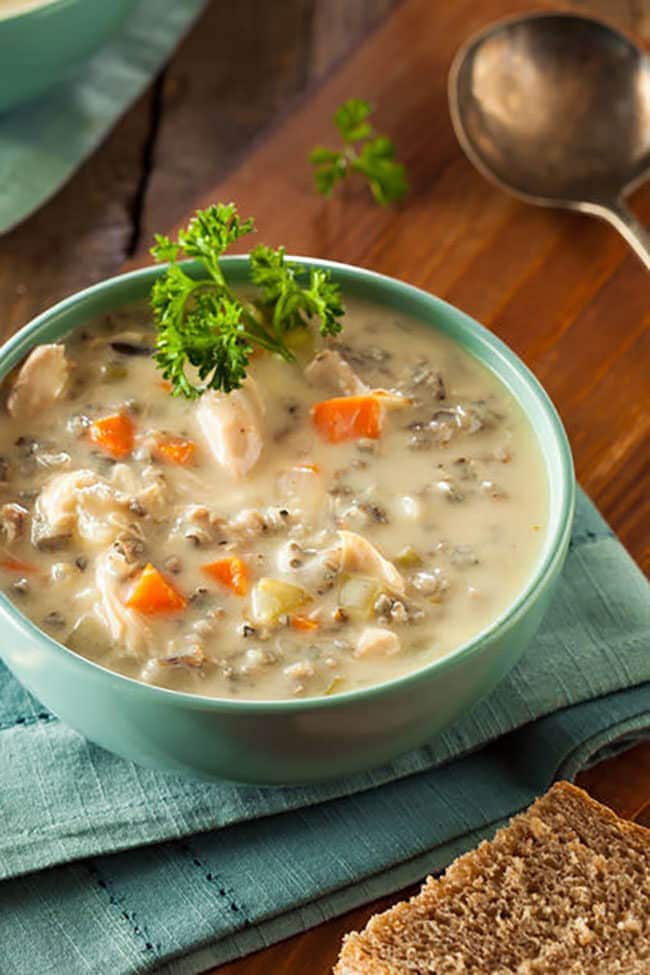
top-left (449, 13), bottom-right (650, 267)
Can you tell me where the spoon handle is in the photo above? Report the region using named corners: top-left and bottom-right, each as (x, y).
top-left (585, 200), bottom-right (650, 270)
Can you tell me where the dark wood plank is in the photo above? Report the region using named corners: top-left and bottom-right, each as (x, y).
top-left (138, 0), bottom-right (315, 248)
top-left (138, 0), bottom-right (403, 247)
top-left (0, 0), bottom-right (403, 338)
top-left (309, 0), bottom-right (402, 79)
top-left (0, 90), bottom-right (154, 340)
top-left (577, 742), bottom-right (650, 821)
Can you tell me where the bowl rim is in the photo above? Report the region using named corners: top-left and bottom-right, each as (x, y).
top-left (0, 257), bottom-right (575, 713)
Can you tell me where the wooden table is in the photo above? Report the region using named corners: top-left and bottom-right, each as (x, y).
top-left (0, 1), bottom-right (647, 972)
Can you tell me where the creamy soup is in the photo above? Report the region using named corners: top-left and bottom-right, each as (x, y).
top-left (0, 299), bottom-right (546, 700)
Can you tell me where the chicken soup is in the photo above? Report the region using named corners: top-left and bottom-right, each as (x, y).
top-left (0, 299), bottom-right (546, 699)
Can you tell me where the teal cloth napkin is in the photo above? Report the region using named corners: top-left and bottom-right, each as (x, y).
top-left (0, 487), bottom-right (648, 974)
top-left (0, 0), bottom-right (207, 234)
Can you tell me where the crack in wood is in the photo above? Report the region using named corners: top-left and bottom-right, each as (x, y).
top-left (127, 71), bottom-right (167, 257)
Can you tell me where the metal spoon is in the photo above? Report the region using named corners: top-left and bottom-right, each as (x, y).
top-left (449, 12), bottom-right (650, 268)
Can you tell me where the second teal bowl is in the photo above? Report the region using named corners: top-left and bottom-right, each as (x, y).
top-left (0, 259), bottom-right (575, 784)
top-left (0, 0), bottom-right (138, 113)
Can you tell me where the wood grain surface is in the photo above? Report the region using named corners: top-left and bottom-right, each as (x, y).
top-left (0, 1), bottom-right (646, 972)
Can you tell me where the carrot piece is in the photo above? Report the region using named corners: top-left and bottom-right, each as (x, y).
top-left (202, 557), bottom-right (249, 596)
top-left (155, 437), bottom-right (197, 466)
top-left (125, 562), bottom-right (187, 614)
top-left (0, 556), bottom-right (40, 575)
top-left (290, 614), bottom-right (319, 632)
top-left (294, 462), bottom-right (320, 474)
top-left (159, 379), bottom-right (173, 393)
top-left (88, 413), bottom-right (135, 459)
top-left (311, 395), bottom-right (383, 443)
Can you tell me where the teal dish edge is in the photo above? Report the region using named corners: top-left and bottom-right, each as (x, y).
top-left (0, 0), bottom-right (139, 113)
top-left (0, 258), bottom-right (575, 784)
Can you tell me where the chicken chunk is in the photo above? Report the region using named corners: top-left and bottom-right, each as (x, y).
top-left (33, 469), bottom-right (95, 549)
top-left (305, 349), bottom-right (369, 396)
top-left (7, 344), bottom-right (69, 420)
top-left (76, 482), bottom-right (133, 545)
top-left (33, 469), bottom-right (131, 549)
top-left (0, 502), bottom-right (29, 544)
top-left (334, 530), bottom-right (405, 596)
top-left (276, 465), bottom-right (327, 523)
top-left (195, 377), bottom-right (265, 478)
top-left (305, 351), bottom-right (410, 419)
top-left (112, 464), bottom-right (169, 521)
top-left (94, 549), bottom-right (151, 656)
top-left (136, 477), bottom-right (169, 519)
top-left (355, 626), bottom-right (401, 658)
top-left (274, 538), bottom-right (341, 594)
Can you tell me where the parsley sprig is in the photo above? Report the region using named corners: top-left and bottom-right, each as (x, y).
top-left (150, 203), bottom-right (344, 397)
top-left (310, 98), bottom-right (408, 206)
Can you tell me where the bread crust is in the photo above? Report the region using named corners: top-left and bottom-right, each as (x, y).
top-left (552, 781), bottom-right (650, 845)
top-left (334, 781), bottom-right (650, 975)
top-left (336, 934), bottom-right (398, 975)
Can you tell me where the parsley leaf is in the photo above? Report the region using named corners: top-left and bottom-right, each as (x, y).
top-left (335, 98), bottom-right (374, 142)
top-left (310, 97), bottom-right (408, 206)
top-left (352, 135), bottom-right (409, 207)
top-left (150, 203), bottom-right (345, 397)
top-left (249, 245), bottom-right (344, 337)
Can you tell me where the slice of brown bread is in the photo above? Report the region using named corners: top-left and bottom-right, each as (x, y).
top-left (335, 782), bottom-right (649, 975)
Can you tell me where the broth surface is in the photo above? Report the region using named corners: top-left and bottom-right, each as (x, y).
top-left (0, 298), bottom-right (546, 699)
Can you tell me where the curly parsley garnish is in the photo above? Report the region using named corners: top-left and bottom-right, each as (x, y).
top-left (309, 98), bottom-right (408, 206)
top-left (150, 203), bottom-right (344, 397)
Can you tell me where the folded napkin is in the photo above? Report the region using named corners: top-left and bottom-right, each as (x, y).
top-left (0, 488), bottom-right (648, 974)
top-left (0, 0), bottom-right (207, 234)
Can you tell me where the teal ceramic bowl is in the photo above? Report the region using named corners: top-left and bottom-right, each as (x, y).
top-left (0, 259), bottom-right (575, 784)
top-left (0, 0), bottom-right (138, 113)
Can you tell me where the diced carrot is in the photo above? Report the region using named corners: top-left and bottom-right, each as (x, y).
top-left (290, 614), bottom-right (319, 632)
top-left (159, 379), bottom-right (173, 393)
top-left (88, 413), bottom-right (135, 459)
top-left (125, 562), bottom-right (187, 614)
top-left (155, 436), bottom-right (197, 466)
top-left (311, 395), bottom-right (383, 443)
top-left (202, 556), bottom-right (249, 596)
top-left (0, 556), bottom-right (40, 575)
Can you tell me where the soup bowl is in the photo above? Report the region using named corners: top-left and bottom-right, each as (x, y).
top-left (0, 259), bottom-right (574, 784)
top-left (0, 0), bottom-right (138, 113)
